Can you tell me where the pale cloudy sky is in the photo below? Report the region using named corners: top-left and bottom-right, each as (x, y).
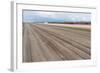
top-left (23, 10), bottom-right (91, 23)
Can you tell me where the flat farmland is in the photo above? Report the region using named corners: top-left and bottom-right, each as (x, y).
top-left (22, 23), bottom-right (91, 62)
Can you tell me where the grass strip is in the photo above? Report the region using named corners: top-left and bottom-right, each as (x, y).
top-left (62, 26), bottom-right (91, 32)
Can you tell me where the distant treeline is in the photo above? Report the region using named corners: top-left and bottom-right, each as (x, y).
top-left (49, 22), bottom-right (91, 24)
top-left (23, 22), bottom-right (91, 25)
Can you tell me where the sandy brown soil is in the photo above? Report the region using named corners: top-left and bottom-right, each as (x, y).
top-left (23, 23), bottom-right (91, 62)
top-left (47, 23), bottom-right (91, 29)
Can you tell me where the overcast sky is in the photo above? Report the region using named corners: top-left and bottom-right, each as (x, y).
top-left (23, 10), bottom-right (91, 23)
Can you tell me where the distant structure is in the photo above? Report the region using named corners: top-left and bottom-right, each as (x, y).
top-left (44, 22), bottom-right (48, 24)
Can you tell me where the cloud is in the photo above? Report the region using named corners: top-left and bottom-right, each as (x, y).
top-left (23, 10), bottom-right (91, 23)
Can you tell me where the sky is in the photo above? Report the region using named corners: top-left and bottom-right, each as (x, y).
top-left (23, 10), bottom-right (91, 23)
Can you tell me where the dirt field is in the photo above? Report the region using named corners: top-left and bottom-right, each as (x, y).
top-left (47, 23), bottom-right (91, 29)
top-left (22, 23), bottom-right (91, 62)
